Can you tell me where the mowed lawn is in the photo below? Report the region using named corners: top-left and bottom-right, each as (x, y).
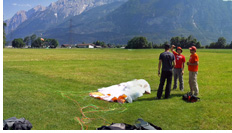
top-left (3, 48), bottom-right (232, 130)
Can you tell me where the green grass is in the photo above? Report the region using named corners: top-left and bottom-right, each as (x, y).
top-left (3, 48), bottom-right (232, 130)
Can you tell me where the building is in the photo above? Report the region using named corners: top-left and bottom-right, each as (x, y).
top-left (5, 45), bottom-right (13, 48)
top-left (77, 44), bottom-right (95, 48)
top-left (61, 44), bottom-right (72, 48)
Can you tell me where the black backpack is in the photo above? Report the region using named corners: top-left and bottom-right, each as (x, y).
top-left (97, 123), bottom-right (135, 130)
top-left (183, 92), bottom-right (200, 103)
top-left (3, 117), bottom-right (32, 130)
top-left (134, 118), bottom-right (162, 130)
top-left (97, 118), bottom-right (162, 130)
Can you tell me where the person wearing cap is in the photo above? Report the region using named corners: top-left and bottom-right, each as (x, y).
top-left (187, 46), bottom-right (199, 96)
top-left (171, 45), bottom-right (186, 91)
top-left (156, 44), bottom-right (176, 99)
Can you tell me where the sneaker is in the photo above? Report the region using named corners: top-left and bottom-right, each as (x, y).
top-left (180, 89), bottom-right (184, 91)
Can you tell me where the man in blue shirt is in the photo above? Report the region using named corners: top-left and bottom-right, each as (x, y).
top-left (156, 44), bottom-right (176, 99)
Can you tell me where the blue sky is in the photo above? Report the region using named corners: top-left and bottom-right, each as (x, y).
top-left (3, 0), bottom-right (58, 20)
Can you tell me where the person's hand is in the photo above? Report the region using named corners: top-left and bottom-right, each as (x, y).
top-left (182, 71), bottom-right (184, 75)
top-left (172, 45), bottom-right (176, 48)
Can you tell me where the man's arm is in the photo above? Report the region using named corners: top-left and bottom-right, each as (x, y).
top-left (187, 62), bottom-right (199, 66)
top-left (173, 60), bottom-right (176, 68)
top-left (182, 63), bottom-right (185, 75)
top-left (158, 60), bottom-right (162, 77)
top-left (171, 45), bottom-right (175, 52)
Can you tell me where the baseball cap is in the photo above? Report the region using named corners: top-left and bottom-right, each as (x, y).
top-left (177, 47), bottom-right (182, 50)
top-left (176, 47), bottom-right (183, 52)
top-left (189, 46), bottom-right (197, 51)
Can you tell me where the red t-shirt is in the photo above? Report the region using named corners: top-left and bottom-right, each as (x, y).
top-left (173, 51), bottom-right (186, 69)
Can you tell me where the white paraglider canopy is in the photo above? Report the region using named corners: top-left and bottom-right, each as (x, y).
top-left (89, 79), bottom-right (151, 103)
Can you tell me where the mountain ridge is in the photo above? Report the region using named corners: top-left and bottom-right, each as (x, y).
top-left (6, 0), bottom-right (232, 45)
top-left (6, 0), bottom-right (128, 41)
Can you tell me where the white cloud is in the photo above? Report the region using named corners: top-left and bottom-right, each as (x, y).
top-left (12, 3), bottom-right (32, 7)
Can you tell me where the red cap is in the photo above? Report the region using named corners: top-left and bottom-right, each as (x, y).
top-left (176, 47), bottom-right (183, 53)
top-left (189, 46), bottom-right (197, 51)
top-left (177, 47), bottom-right (182, 50)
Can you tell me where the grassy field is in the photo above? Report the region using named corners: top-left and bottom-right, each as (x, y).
top-left (3, 48), bottom-right (232, 130)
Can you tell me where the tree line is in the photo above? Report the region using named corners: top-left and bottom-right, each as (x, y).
top-left (3, 22), bottom-right (232, 49)
top-left (3, 22), bottom-right (7, 48)
top-left (206, 37), bottom-right (232, 49)
top-left (126, 35), bottom-right (232, 49)
top-left (10, 34), bottom-right (59, 48)
top-left (3, 22), bottom-right (59, 48)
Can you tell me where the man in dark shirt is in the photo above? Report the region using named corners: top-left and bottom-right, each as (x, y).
top-left (156, 44), bottom-right (176, 99)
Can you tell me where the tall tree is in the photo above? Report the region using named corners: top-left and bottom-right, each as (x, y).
top-left (216, 37), bottom-right (226, 48)
top-left (3, 22), bottom-right (7, 48)
top-left (30, 34), bottom-right (37, 45)
top-left (31, 37), bottom-right (42, 48)
top-left (23, 36), bottom-right (30, 46)
top-left (170, 35), bottom-right (201, 48)
top-left (12, 38), bottom-right (25, 48)
top-left (48, 39), bottom-right (59, 48)
top-left (229, 41), bottom-right (232, 48)
top-left (126, 36), bottom-right (148, 49)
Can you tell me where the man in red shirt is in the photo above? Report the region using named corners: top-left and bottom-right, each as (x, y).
top-left (187, 46), bottom-right (199, 96)
top-left (171, 45), bottom-right (186, 91)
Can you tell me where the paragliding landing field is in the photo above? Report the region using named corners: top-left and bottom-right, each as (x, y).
top-left (3, 48), bottom-right (232, 130)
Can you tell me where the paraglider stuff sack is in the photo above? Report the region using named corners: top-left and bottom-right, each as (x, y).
top-left (183, 93), bottom-right (200, 103)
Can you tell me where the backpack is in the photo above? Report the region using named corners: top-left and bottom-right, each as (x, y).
top-left (134, 118), bottom-right (162, 130)
top-left (183, 92), bottom-right (200, 103)
top-left (97, 123), bottom-right (135, 130)
top-left (3, 117), bottom-right (32, 130)
top-left (97, 118), bottom-right (162, 130)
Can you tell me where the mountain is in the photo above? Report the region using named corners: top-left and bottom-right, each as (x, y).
top-left (44, 1), bottom-right (127, 44)
top-left (4, 5), bottom-right (46, 35)
top-left (6, 0), bottom-right (128, 41)
top-left (42, 0), bottom-right (232, 45)
top-left (6, 0), bottom-right (232, 45)
top-left (97, 0), bottom-right (232, 44)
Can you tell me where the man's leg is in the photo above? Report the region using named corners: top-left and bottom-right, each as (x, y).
top-left (173, 69), bottom-right (178, 90)
top-left (165, 71), bottom-right (172, 99)
top-left (192, 72), bottom-right (199, 96)
top-left (179, 69), bottom-right (184, 91)
top-left (157, 71), bottom-right (166, 99)
top-left (189, 71), bottom-right (194, 94)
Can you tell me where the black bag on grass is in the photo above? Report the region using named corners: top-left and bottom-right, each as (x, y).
top-left (97, 123), bottom-right (135, 130)
top-left (183, 92), bottom-right (200, 103)
top-left (97, 118), bottom-right (162, 130)
top-left (3, 117), bottom-right (32, 130)
top-left (134, 118), bottom-right (162, 130)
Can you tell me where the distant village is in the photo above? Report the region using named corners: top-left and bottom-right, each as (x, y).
top-left (5, 43), bottom-right (126, 49)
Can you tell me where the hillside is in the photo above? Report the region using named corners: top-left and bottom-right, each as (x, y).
top-left (4, 5), bottom-right (46, 35)
top-left (44, 0), bottom-right (232, 45)
top-left (6, 0), bottom-right (232, 45)
top-left (6, 0), bottom-right (128, 41)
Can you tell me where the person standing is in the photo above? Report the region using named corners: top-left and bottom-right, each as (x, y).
top-left (156, 44), bottom-right (176, 99)
top-left (171, 45), bottom-right (186, 91)
top-left (187, 46), bottom-right (199, 96)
